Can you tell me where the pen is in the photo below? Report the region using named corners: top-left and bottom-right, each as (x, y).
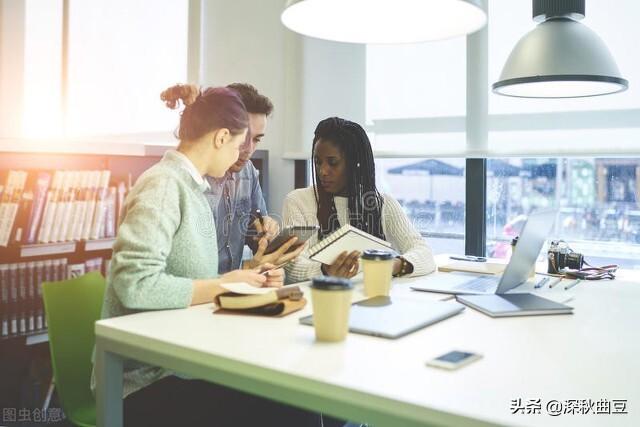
top-left (548, 277), bottom-right (562, 288)
top-left (261, 261), bottom-right (288, 276)
top-left (564, 279), bottom-right (582, 290)
top-left (534, 277), bottom-right (549, 289)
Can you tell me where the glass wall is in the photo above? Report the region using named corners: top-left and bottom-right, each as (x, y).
top-left (487, 158), bottom-right (640, 269)
top-left (376, 158), bottom-right (465, 255)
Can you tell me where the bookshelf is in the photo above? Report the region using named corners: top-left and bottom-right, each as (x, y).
top-left (0, 149), bottom-right (162, 418)
top-left (0, 150), bottom-right (160, 344)
top-left (0, 148), bottom-right (271, 414)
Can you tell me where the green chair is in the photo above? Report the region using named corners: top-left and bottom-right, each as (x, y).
top-left (43, 271), bottom-right (106, 427)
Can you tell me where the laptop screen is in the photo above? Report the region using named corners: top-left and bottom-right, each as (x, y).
top-left (496, 209), bottom-right (558, 294)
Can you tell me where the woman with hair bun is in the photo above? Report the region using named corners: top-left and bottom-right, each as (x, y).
top-left (94, 84), bottom-right (320, 425)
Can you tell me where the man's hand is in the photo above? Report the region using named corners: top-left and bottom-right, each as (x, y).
top-left (243, 236), bottom-right (306, 270)
top-left (253, 216), bottom-right (279, 242)
top-left (247, 216), bottom-right (279, 253)
top-left (322, 251), bottom-right (361, 278)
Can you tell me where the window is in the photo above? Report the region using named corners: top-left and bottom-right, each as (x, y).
top-left (365, 0), bottom-right (640, 266)
top-left (22, 0), bottom-right (63, 138)
top-left (487, 158), bottom-right (640, 269)
top-left (376, 158), bottom-right (465, 255)
top-left (20, 0), bottom-right (189, 139)
top-left (366, 39), bottom-right (466, 121)
top-left (66, 0), bottom-right (188, 136)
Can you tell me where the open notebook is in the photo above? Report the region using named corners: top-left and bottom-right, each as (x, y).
top-left (309, 224), bottom-right (393, 264)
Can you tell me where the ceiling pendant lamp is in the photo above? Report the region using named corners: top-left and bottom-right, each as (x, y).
top-left (493, 0), bottom-right (628, 98)
top-left (281, 0), bottom-right (487, 44)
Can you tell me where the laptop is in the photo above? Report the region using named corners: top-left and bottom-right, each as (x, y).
top-left (299, 296), bottom-right (464, 339)
top-left (426, 209), bottom-right (571, 317)
top-left (411, 209), bottom-right (557, 296)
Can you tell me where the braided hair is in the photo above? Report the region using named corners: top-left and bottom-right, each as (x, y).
top-left (311, 117), bottom-right (385, 241)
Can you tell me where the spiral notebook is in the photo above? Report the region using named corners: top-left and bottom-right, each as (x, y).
top-left (308, 224), bottom-right (393, 265)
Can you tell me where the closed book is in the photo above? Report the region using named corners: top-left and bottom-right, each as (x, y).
top-left (81, 171), bottom-right (101, 240)
top-left (34, 261), bottom-right (45, 330)
top-left (0, 171), bottom-right (27, 247)
top-left (43, 260), bottom-right (53, 329)
top-left (0, 264), bottom-right (8, 337)
top-left (18, 262), bottom-right (27, 333)
top-left (116, 181), bottom-right (127, 232)
top-left (26, 262), bottom-right (36, 331)
top-left (38, 171), bottom-right (63, 243)
top-left (67, 263), bottom-right (86, 278)
top-left (85, 257), bottom-right (103, 273)
top-left (308, 224), bottom-right (393, 265)
top-left (25, 172), bottom-right (51, 244)
top-left (0, 172), bottom-right (15, 246)
top-left (11, 190), bottom-right (33, 245)
top-left (215, 283), bottom-right (303, 310)
top-left (70, 171), bottom-right (90, 241)
top-left (8, 263), bottom-right (18, 334)
top-left (90, 171), bottom-right (111, 239)
top-left (55, 171), bottom-right (78, 242)
top-left (48, 171), bottom-right (71, 242)
top-left (104, 186), bottom-right (116, 237)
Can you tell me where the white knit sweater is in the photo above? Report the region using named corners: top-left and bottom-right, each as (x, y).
top-left (282, 186), bottom-right (436, 284)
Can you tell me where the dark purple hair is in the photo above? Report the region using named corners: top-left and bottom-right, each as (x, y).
top-left (167, 86), bottom-right (249, 141)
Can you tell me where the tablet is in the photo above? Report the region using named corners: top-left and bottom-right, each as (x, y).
top-left (264, 226), bottom-right (319, 255)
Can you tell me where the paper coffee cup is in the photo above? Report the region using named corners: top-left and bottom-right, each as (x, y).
top-left (361, 249), bottom-right (395, 297)
top-left (310, 276), bottom-right (353, 342)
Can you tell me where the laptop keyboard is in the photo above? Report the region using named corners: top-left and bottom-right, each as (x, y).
top-left (454, 276), bottom-right (499, 292)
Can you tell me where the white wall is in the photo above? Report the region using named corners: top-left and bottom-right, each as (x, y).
top-left (200, 0), bottom-right (296, 214)
top-left (199, 0), bottom-right (366, 214)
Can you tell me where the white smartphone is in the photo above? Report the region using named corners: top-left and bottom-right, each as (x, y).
top-left (426, 351), bottom-right (482, 370)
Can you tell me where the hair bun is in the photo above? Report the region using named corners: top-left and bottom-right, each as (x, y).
top-left (160, 84), bottom-right (201, 109)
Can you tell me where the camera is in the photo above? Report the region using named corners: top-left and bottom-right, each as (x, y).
top-left (547, 240), bottom-right (584, 274)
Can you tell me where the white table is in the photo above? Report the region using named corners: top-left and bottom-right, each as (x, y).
top-left (95, 273), bottom-right (640, 427)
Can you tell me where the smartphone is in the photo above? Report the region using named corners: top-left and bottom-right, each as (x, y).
top-left (449, 255), bottom-right (487, 263)
top-left (264, 226), bottom-right (319, 255)
top-left (426, 351), bottom-right (482, 370)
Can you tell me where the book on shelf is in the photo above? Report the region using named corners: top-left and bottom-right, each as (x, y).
top-left (67, 262), bottom-right (86, 279)
top-left (0, 264), bottom-right (9, 337)
top-left (80, 171), bottom-right (100, 241)
top-left (85, 257), bottom-right (104, 275)
top-left (25, 172), bottom-right (52, 244)
top-left (0, 168), bottom-right (128, 248)
top-left (214, 283), bottom-right (306, 317)
top-left (38, 171), bottom-right (63, 243)
top-left (90, 170), bottom-right (112, 240)
top-left (308, 224), bottom-right (393, 265)
top-left (0, 256), bottom-right (109, 338)
top-left (10, 189), bottom-right (33, 245)
top-left (0, 171), bottom-right (28, 247)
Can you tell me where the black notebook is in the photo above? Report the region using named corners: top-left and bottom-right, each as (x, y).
top-left (308, 224), bottom-right (393, 264)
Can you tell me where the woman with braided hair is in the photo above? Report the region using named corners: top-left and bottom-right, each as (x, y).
top-left (283, 117), bottom-right (436, 283)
